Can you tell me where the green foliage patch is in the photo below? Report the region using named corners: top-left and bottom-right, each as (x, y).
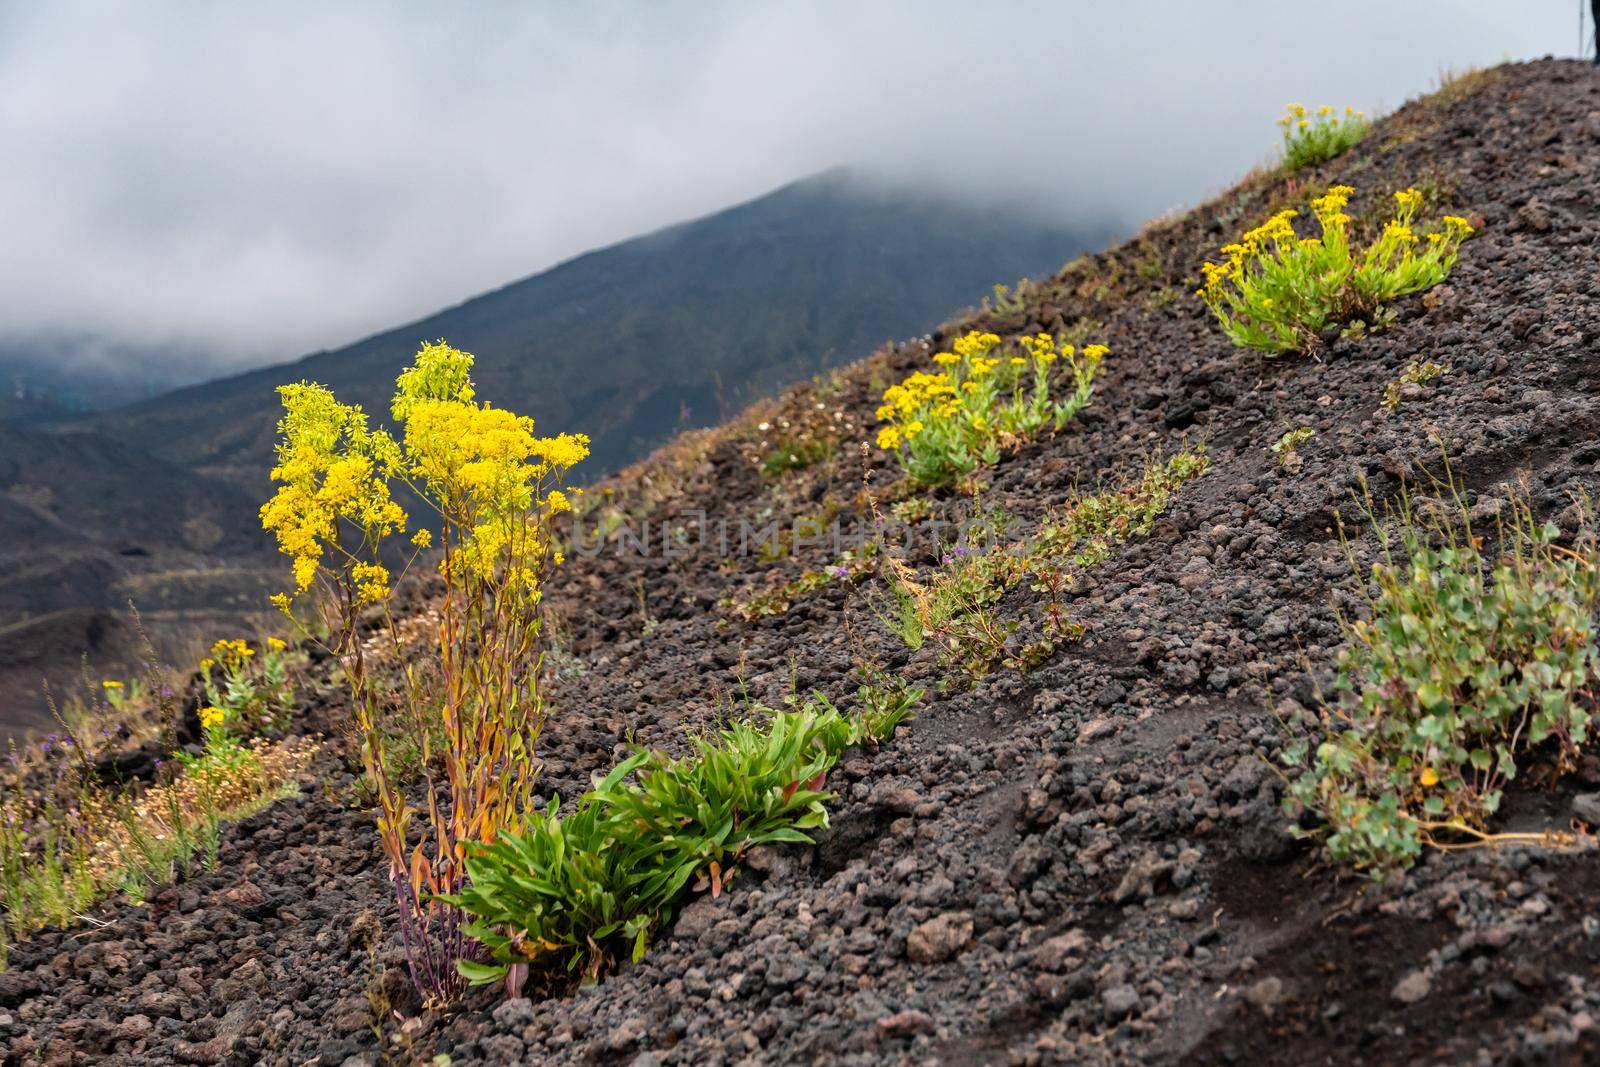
top-left (447, 685), bottom-right (918, 983)
top-left (1284, 489), bottom-right (1599, 877)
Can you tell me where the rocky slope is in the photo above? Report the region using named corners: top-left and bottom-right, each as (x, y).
top-left (4, 59), bottom-right (1600, 1066)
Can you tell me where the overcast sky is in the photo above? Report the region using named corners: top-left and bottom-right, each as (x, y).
top-left (0, 2), bottom-right (1584, 371)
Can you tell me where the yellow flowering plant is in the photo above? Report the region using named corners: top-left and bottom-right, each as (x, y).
top-left (1278, 103), bottom-right (1371, 170)
top-left (875, 331), bottom-right (1105, 486)
top-left (196, 637), bottom-right (295, 735)
top-left (1199, 185), bottom-right (1474, 354)
top-left (260, 339), bottom-right (588, 1005)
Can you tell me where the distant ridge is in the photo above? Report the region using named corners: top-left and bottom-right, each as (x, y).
top-left (74, 169), bottom-right (1117, 485)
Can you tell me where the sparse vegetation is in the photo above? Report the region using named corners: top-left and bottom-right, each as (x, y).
top-left (1283, 485), bottom-right (1598, 877)
top-left (981, 279), bottom-right (1033, 314)
top-left (875, 330), bottom-right (1104, 487)
top-left (721, 546), bottom-right (877, 621)
top-left (1199, 185), bottom-right (1474, 353)
top-left (0, 702), bottom-right (311, 963)
top-left (1035, 447), bottom-right (1209, 567)
top-left (754, 397), bottom-right (856, 479)
top-left (876, 448), bottom-right (1207, 677)
top-left (1278, 103), bottom-right (1371, 170)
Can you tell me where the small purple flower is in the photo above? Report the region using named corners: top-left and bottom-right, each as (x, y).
top-left (831, 565), bottom-right (849, 578)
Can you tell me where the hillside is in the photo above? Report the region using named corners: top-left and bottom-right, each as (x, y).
top-left (72, 170), bottom-right (1115, 487)
top-left (0, 172), bottom-right (1110, 733)
top-left (4, 60), bottom-right (1600, 1066)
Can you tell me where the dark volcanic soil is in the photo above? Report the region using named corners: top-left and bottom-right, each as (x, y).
top-left (5, 59), bottom-right (1600, 1066)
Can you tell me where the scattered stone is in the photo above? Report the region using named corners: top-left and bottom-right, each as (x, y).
top-left (1392, 969), bottom-right (1432, 1005)
top-left (1101, 984), bottom-right (1142, 1019)
top-left (1032, 930), bottom-right (1090, 972)
top-left (876, 1009), bottom-right (936, 1038)
top-left (906, 912), bottom-right (974, 964)
top-left (1243, 977), bottom-right (1285, 1014)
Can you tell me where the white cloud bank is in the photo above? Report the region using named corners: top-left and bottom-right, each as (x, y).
top-left (0, 1), bottom-right (1581, 368)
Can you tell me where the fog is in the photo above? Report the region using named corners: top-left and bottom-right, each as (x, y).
top-left (0, 1), bottom-right (1583, 371)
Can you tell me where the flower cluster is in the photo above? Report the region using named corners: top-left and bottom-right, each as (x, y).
top-left (875, 330), bottom-right (1105, 486)
top-left (396, 349), bottom-right (589, 585)
top-left (259, 383), bottom-right (407, 596)
top-left (1199, 185), bottom-right (1474, 353)
top-left (1278, 103), bottom-right (1371, 170)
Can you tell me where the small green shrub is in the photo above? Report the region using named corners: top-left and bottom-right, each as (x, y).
top-left (761, 438), bottom-right (834, 477)
top-left (1272, 427), bottom-right (1315, 467)
top-left (1278, 103), bottom-right (1371, 170)
top-left (875, 330), bottom-right (1104, 487)
top-left (1383, 361), bottom-right (1449, 409)
top-left (447, 691), bottom-right (914, 983)
top-left (1199, 185), bottom-right (1473, 354)
top-left (1283, 491), bottom-right (1600, 877)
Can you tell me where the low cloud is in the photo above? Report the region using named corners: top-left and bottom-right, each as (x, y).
top-left (0, 1), bottom-right (1578, 370)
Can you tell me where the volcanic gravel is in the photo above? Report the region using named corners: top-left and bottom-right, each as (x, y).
top-left (5, 59), bottom-right (1600, 1067)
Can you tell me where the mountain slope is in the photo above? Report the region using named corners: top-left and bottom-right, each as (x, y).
top-left (6, 59), bottom-right (1599, 1066)
top-left (76, 170), bottom-right (1117, 488)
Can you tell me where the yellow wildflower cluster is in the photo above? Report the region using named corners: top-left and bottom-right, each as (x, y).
top-left (352, 562), bottom-right (391, 604)
top-left (875, 329), bottom-right (1105, 486)
top-left (262, 340), bottom-right (590, 608)
top-left (208, 638), bottom-right (256, 672)
top-left (1279, 103), bottom-right (1371, 170)
top-left (198, 705), bottom-right (227, 731)
top-left (259, 383), bottom-right (408, 595)
top-left (1199, 184), bottom-right (1474, 354)
top-left (392, 342), bottom-right (589, 585)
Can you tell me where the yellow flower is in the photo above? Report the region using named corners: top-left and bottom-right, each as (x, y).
top-left (410, 527), bottom-right (433, 549)
top-left (352, 562), bottom-right (390, 604)
top-left (266, 637), bottom-right (287, 652)
top-left (1420, 766), bottom-right (1439, 787)
top-left (199, 706), bottom-right (227, 731)
top-left (932, 352), bottom-right (959, 366)
top-left (102, 680), bottom-right (123, 690)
